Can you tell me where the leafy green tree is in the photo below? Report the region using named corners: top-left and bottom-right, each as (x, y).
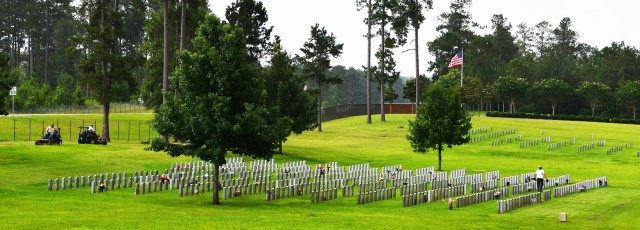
top-left (505, 56), bottom-right (535, 83)
top-left (407, 83), bottom-right (471, 171)
top-left (402, 74), bottom-right (430, 104)
top-left (384, 86), bottom-right (398, 104)
top-left (532, 78), bottom-right (571, 115)
top-left (225, 0), bottom-right (273, 66)
top-left (616, 80), bottom-right (640, 120)
top-left (72, 0), bottom-right (139, 141)
top-left (493, 76), bottom-right (528, 113)
top-left (577, 81), bottom-right (610, 117)
top-left (460, 75), bottom-right (482, 114)
top-left (52, 73), bottom-right (75, 107)
top-left (150, 15), bottom-right (286, 205)
top-left (298, 24), bottom-right (343, 132)
top-left (437, 68), bottom-right (462, 90)
top-left (0, 53), bottom-right (18, 115)
top-left (265, 39), bottom-right (317, 153)
top-left (72, 85), bottom-right (86, 106)
top-left (589, 42), bottom-right (640, 89)
top-left (15, 76), bottom-right (52, 111)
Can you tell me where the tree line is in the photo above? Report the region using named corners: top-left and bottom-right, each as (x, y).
top-left (425, 0), bottom-right (640, 119)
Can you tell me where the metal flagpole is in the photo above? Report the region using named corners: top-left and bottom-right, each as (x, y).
top-left (461, 48), bottom-right (464, 87)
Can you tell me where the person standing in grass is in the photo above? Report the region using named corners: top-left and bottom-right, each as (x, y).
top-left (535, 166), bottom-right (547, 192)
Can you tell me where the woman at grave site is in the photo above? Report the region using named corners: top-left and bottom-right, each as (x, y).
top-left (99, 182), bottom-right (107, 192)
top-left (447, 197), bottom-right (454, 210)
top-left (266, 190), bottom-right (272, 201)
top-left (160, 175), bottom-right (169, 184)
top-left (534, 166), bottom-right (548, 192)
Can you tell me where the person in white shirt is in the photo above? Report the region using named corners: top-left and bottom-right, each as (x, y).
top-left (534, 166), bottom-right (547, 192)
top-left (88, 124), bottom-right (95, 132)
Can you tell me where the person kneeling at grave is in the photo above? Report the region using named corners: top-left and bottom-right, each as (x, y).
top-left (160, 175), bottom-right (169, 184)
top-left (494, 191), bottom-right (502, 199)
top-left (99, 182), bottom-right (107, 192)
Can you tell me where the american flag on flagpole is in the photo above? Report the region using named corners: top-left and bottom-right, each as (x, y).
top-left (448, 51), bottom-right (463, 68)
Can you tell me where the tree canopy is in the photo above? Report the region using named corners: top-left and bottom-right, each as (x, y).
top-left (407, 83), bottom-right (471, 171)
top-left (149, 15), bottom-right (287, 205)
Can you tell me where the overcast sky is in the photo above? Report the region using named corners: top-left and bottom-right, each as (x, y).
top-left (209, 0), bottom-right (640, 78)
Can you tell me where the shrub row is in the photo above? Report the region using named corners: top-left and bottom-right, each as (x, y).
top-left (485, 112), bottom-right (640, 125)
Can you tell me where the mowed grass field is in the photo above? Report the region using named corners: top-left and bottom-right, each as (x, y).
top-left (0, 113), bottom-right (639, 229)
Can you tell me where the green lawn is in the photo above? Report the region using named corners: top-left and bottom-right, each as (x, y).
top-left (0, 114), bottom-right (638, 229)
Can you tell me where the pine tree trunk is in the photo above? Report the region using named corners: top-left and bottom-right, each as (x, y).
top-left (366, 0), bottom-right (372, 124)
top-left (414, 23), bottom-right (420, 118)
top-left (162, 0), bottom-right (170, 143)
top-left (177, 0), bottom-right (186, 96)
top-left (44, 0), bottom-right (50, 85)
top-left (162, 0), bottom-right (169, 102)
top-left (317, 83), bottom-right (323, 132)
top-left (379, 0), bottom-right (386, 122)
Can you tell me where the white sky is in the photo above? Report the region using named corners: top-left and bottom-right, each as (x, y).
top-left (209, 0), bottom-right (640, 78)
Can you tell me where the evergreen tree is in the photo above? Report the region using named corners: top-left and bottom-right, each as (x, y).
top-left (393, 0), bottom-right (433, 112)
top-left (72, 0), bottom-right (139, 141)
top-left (298, 24), bottom-right (343, 132)
top-left (265, 39), bottom-right (317, 153)
top-left (225, 0), bottom-right (273, 67)
top-left (427, 0), bottom-right (478, 79)
top-left (356, 0), bottom-right (374, 124)
top-left (140, 0), bottom-right (209, 109)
